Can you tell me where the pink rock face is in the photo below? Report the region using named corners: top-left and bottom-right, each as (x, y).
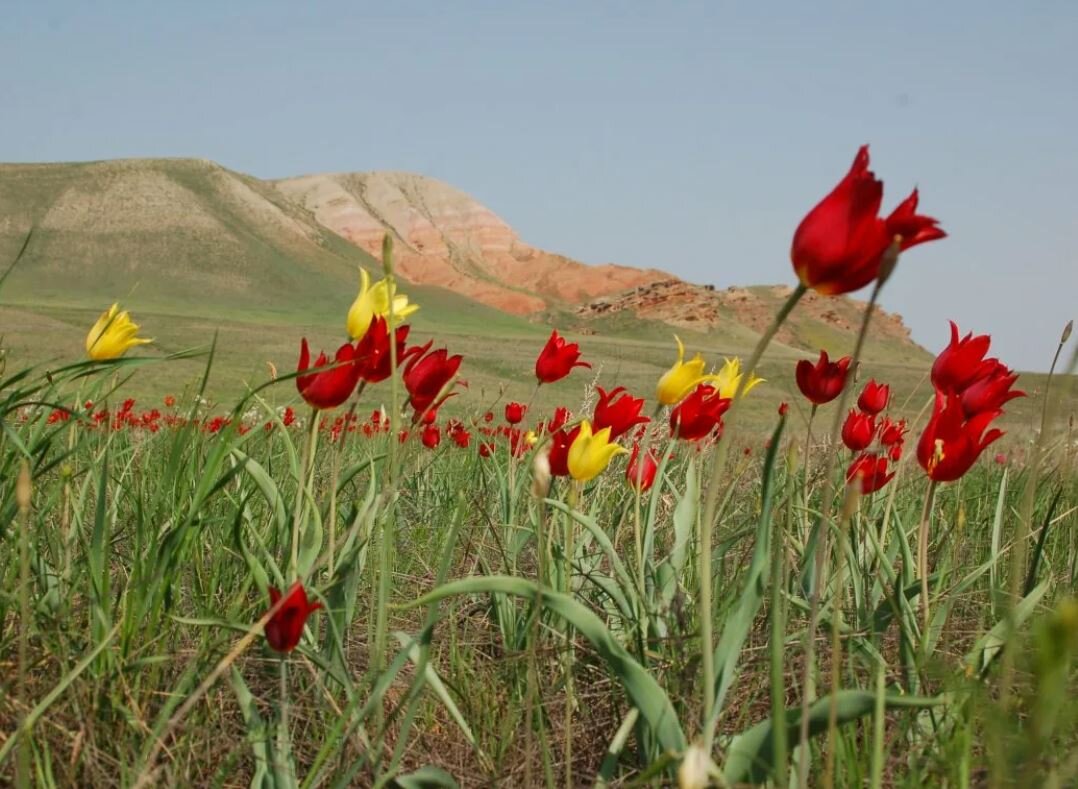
top-left (274, 172), bottom-right (668, 315)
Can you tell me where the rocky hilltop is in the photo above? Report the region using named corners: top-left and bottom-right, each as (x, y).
top-left (273, 172), bottom-right (669, 315)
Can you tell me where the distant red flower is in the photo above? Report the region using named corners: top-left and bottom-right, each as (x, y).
top-left (778, 402), bottom-right (789, 417)
top-left (795, 351), bottom-right (852, 405)
top-left (403, 345), bottom-right (463, 417)
top-left (264, 582), bottom-right (322, 653)
top-left (959, 360), bottom-right (1024, 418)
top-left (535, 329), bottom-right (590, 384)
top-left (505, 401), bottom-right (527, 425)
top-left (917, 391), bottom-right (1003, 482)
top-left (841, 409), bottom-right (876, 452)
top-left (547, 425), bottom-right (581, 477)
top-left (282, 406), bottom-right (296, 427)
top-left (791, 145), bottom-right (945, 295)
top-left (164, 395), bottom-right (176, 408)
top-left (857, 380), bottom-right (890, 415)
top-left (670, 384), bottom-right (731, 441)
top-left (846, 453), bottom-right (895, 494)
top-left (450, 426), bottom-right (471, 448)
top-left (626, 444), bottom-right (658, 493)
top-left (421, 425), bottom-right (441, 449)
top-left (878, 417), bottom-right (908, 446)
top-left (994, 452), bottom-right (1007, 465)
top-left (479, 441), bottom-right (494, 458)
top-left (547, 406), bottom-right (571, 433)
top-left (593, 386), bottom-right (649, 439)
top-left (296, 339), bottom-right (361, 410)
top-left (931, 322), bottom-right (997, 394)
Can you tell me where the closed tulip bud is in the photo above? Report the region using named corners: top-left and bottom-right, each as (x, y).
top-left (85, 303), bottom-right (152, 360)
top-left (857, 379), bottom-right (890, 415)
top-left (841, 409), bottom-right (876, 452)
top-left (567, 420), bottom-right (627, 482)
top-left (421, 425), bottom-right (441, 449)
top-left (264, 582), bottom-right (322, 653)
top-left (1062, 320), bottom-right (1073, 345)
top-left (531, 448), bottom-right (552, 499)
top-left (16, 462), bottom-right (32, 513)
top-left (505, 401), bottom-right (527, 425)
top-left (626, 444), bottom-right (658, 493)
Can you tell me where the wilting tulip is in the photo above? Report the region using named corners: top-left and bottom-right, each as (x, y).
top-left (85, 303), bottom-right (152, 360)
top-left (567, 420), bottom-right (627, 482)
top-left (657, 336), bottom-right (721, 406)
top-left (403, 345), bottom-right (463, 417)
top-left (296, 339), bottom-right (362, 410)
top-left (535, 329), bottom-right (590, 384)
top-left (353, 316), bottom-right (416, 383)
top-left (547, 425), bottom-right (580, 477)
top-left (346, 268), bottom-right (419, 340)
top-left (841, 409), bottom-right (876, 452)
top-left (795, 351), bottom-right (852, 405)
top-left (931, 322), bottom-right (996, 394)
top-left (593, 386), bottom-right (649, 439)
top-left (959, 360), bottom-right (1024, 418)
top-left (421, 424), bottom-right (441, 449)
top-left (857, 379), bottom-right (890, 415)
top-left (713, 357), bottom-right (764, 399)
top-left (790, 145), bottom-right (945, 295)
top-left (846, 453), bottom-right (895, 494)
top-left (670, 384), bottom-right (731, 441)
top-left (505, 401), bottom-right (527, 425)
top-left (264, 582), bottom-right (322, 653)
top-left (878, 417), bottom-right (908, 446)
top-left (626, 444), bottom-right (659, 493)
top-left (917, 391), bottom-right (1004, 482)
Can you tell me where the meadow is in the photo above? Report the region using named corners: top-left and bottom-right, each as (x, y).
top-left (2, 164), bottom-right (1078, 788)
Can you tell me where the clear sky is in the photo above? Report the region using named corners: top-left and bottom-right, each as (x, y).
top-left (3, 1), bottom-right (1075, 370)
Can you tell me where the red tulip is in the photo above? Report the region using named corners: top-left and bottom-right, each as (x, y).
top-left (916, 391), bottom-right (1003, 482)
top-left (505, 401), bottom-right (527, 425)
top-left (593, 386), bottom-right (649, 439)
top-left (878, 417), bottom-right (908, 446)
top-left (846, 453), bottom-right (895, 494)
top-left (841, 409), bottom-right (876, 452)
top-left (264, 582), bottom-right (322, 653)
top-left (791, 146), bottom-right (945, 295)
top-left (887, 442), bottom-right (903, 463)
top-left (535, 329), bottom-right (590, 384)
top-left (547, 425), bottom-right (581, 477)
top-left (354, 316), bottom-right (416, 384)
top-left (795, 351), bottom-right (852, 405)
top-left (994, 452), bottom-right (1007, 465)
top-left (670, 384), bottom-right (731, 441)
top-left (450, 425), bottom-right (471, 448)
top-left (296, 339), bottom-right (361, 410)
top-left (857, 379), bottom-right (890, 415)
top-left (421, 425), bottom-right (441, 449)
top-left (778, 402), bottom-right (789, 417)
top-left (547, 406), bottom-right (571, 433)
top-left (626, 444), bottom-right (659, 493)
top-left (403, 345), bottom-right (463, 417)
top-left (959, 360), bottom-right (1024, 418)
top-left (479, 441), bottom-right (494, 458)
top-left (931, 322), bottom-right (997, 394)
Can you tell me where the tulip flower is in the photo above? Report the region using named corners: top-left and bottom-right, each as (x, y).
top-left (857, 379), bottom-right (890, 415)
top-left (85, 303), bottom-right (152, 360)
top-left (547, 425), bottom-right (580, 477)
top-left (421, 424), bottom-right (441, 449)
top-left (296, 339), bottom-right (362, 410)
top-left (264, 582), bottom-right (322, 653)
top-left (841, 409), bottom-right (876, 452)
top-left (669, 384), bottom-right (731, 441)
top-left (656, 336), bottom-right (722, 406)
top-left (403, 345), bottom-right (463, 417)
top-left (593, 386), bottom-right (649, 439)
top-left (505, 401), bottom-right (527, 425)
top-left (878, 417), bottom-right (907, 446)
top-left (931, 321), bottom-right (997, 394)
top-left (846, 453), bottom-right (895, 494)
top-left (547, 406), bottom-right (571, 433)
top-left (795, 351), bottom-right (852, 405)
top-left (916, 391), bottom-right (1003, 482)
top-left (626, 444), bottom-right (659, 493)
top-left (567, 420), bottom-right (627, 482)
top-left (346, 268), bottom-right (419, 340)
top-left (994, 452), bottom-right (1007, 465)
top-left (353, 316), bottom-right (417, 383)
top-left (450, 426), bottom-right (471, 448)
top-left (713, 357), bottom-right (764, 400)
top-left (535, 329), bottom-right (590, 384)
top-left (790, 145), bottom-right (945, 295)
top-left (959, 360), bottom-right (1024, 418)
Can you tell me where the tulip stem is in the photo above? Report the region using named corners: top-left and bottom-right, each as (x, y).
top-left (918, 480), bottom-right (938, 635)
top-left (698, 282), bottom-right (806, 749)
top-left (291, 407), bottom-right (319, 579)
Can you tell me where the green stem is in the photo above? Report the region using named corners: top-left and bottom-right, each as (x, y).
top-left (918, 480), bottom-right (938, 637)
top-left (291, 408), bottom-right (319, 579)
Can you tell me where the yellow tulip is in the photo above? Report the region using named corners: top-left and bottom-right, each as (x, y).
top-left (346, 268), bottom-right (420, 339)
top-left (567, 420), bottom-right (627, 482)
top-left (656, 336), bottom-right (720, 406)
top-left (713, 357), bottom-right (764, 399)
top-left (85, 304), bottom-right (152, 361)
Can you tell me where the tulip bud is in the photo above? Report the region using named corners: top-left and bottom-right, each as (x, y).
top-left (16, 462), bottom-right (32, 514)
top-left (1062, 320), bottom-right (1073, 345)
top-left (531, 448), bottom-right (552, 499)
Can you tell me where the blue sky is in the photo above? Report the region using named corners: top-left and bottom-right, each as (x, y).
top-left (3, 1), bottom-right (1075, 370)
